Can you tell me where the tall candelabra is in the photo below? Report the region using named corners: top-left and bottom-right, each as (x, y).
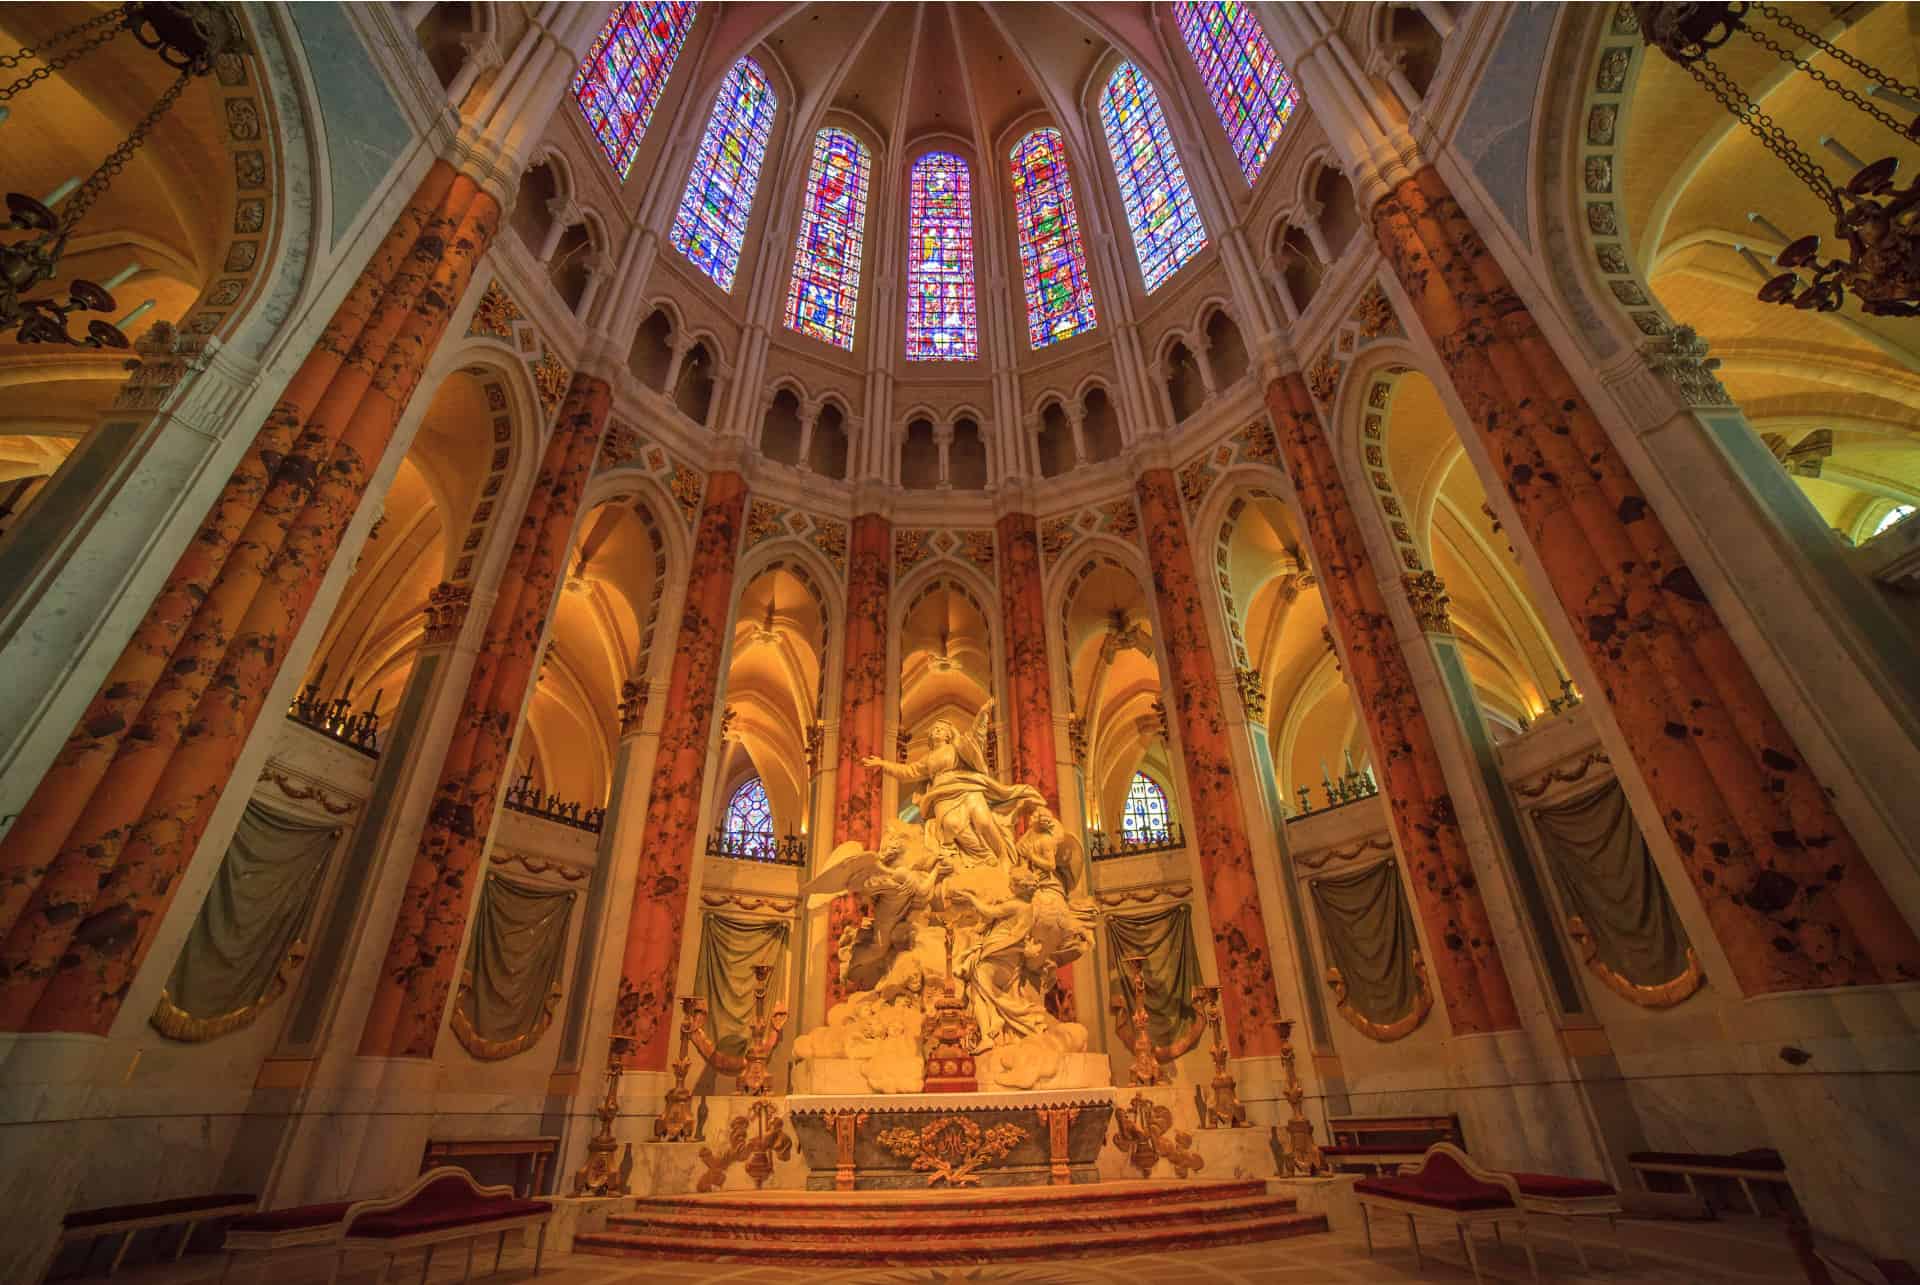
top-left (653, 998), bottom-right (702, 1142)
top-left (1109, 956), bottom-right (1210, 1086)
top-left (1270, 1017), bottom-right (1329, 1177)
top-left (571, 1033), bottom-right (635, 1196)
top-left (1193, 986), bottom-right (1247, 1129)
top-left (682, 964), bottom-right (788, 1096)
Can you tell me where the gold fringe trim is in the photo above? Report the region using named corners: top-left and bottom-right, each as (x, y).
top-left (1325, 949), bottom-right (1433, 1041)
top-left (448, 969), bottom-right (565, 1061)
top-left (149, 943), bottom-right (308, 1043)
top-left (1567, 916), bottom-right (1705, 1008)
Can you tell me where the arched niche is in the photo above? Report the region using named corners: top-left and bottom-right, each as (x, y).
top-left (900, 417), bottom-right (938, 490)
top-left (761, 389), bottom-right (803, 466)
top-left (950, 416), bottom-right (988, 490)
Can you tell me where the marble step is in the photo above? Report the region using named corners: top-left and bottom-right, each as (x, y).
top-left (606, 1190), bottom-right (1297, 1240)
top-left (616, 1176), bottom-right (1269, 1218)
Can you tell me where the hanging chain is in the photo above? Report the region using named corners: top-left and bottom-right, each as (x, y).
top-left (0, 4), bottom-right (128, 71)
top-left (0, 15), bottom-right (128, 104)
top-left (1741, 19), bottom-right (1918, 143)
top-left (60, 69), bottom-right (193, 233)
top-left (1752, 2), bottom-right (1920, 101)
top-left (1685, 56), bottom-right (1841, 213)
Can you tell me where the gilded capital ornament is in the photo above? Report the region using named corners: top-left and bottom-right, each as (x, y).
top-left (1402, 570), bottom-right (1453, 635)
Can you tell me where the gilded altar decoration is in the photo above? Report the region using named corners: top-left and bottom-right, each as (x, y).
top-left (1327, 950), bottom-right (1434, 1042)
top-left (1402, 570), bottom-right (1453, 635)
top-left (1035, 1106), bottom-right (1081, 1186)
top-left (1109, 956), bottom-right (1209, 1087)
top-left (824, 1109), bottom-right (869, 1191)
top-left (875, 1115), bottom-right (1029, 1188)
top-left (683, 966), bottom-right (788, 1096)
top-left (1194, 987), bottom-right (1247, 1129)
top-left (1111, 1093), bottom-right (1205, 1180)
top-left (1568, 915), bottom-right (1706, 1009)
top-left (654, 997), bottom-right (702, 1142)
top-left (794, 700), bottom-right (1102, 1095)
top-left (1270, 1019), bottom-right (1329, 1177)
top-left (697, 1099), bottom-right (792, 1192)
top-left (572, 1035), bottom-right (635, 1196)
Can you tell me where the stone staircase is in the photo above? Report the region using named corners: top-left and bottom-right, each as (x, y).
top-left (573, 1178), bottom-right (1328, 1266)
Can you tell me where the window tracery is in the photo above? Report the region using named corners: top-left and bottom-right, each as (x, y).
top-left (1172, 0), bottom-right (1299, 185)
top-left (572, 1), bottom-right (698, 181)
top-left (1010, 128), bottom-right (1097, 349)
top-left (1099, 61), bottom-right (1208, 292)
top-left (722, 776), bottom-right (774, 858)
top-left (669, 56), bottom-right (777, 292)
top-left (905, 151), bottom-right (979, 361)
top-left (784, 128), bottom-right (871, 350)
top-left (1121, 772), bottom-right (1172, 842)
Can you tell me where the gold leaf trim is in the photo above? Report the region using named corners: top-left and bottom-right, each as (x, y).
top-left (264, 769), bottom-right (357, 814)
top-left (448, 969), bottom-right (564, 1060)
top-left (1567, 915), bottom-right (1705, 1009)
top-left (1294, 834), bottom-right (1395, 870)
top-left (149, 943), bottom-right (309, 1043)
top-left (875, 1115), bottom-right (1028, 1187)
top-left (1325, 949), bottom-right (1433, 1041)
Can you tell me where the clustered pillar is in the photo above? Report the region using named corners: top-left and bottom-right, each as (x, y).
top-left (1373, 166), bottom-right (1920, 993)
top-left (358, 369), bottom-right (614, 1058)
top-left (613, 474), bottom-right (750, 1069)
top-left (0, 161), bottom-right (499, 1034)
top-left (1266, 371), bottom-right (1521, 1034)
top-left (824, 512), bottom-right (891, 1006)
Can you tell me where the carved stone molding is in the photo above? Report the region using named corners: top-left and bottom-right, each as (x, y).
top-left (1095, 883), bottom-right (1193, 909)
top-left (262, 768), bottom-right (358, 815)
top-left (1292, 833), bottom-right (1395, 871)
top-left (1511, 749), bottom-right (1611, 800)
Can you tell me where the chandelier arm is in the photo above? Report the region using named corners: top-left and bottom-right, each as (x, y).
top-left (1751, 2), bottom-right (1920, 102)
top-left (0, 5), bottom-right (130, 73)
top-left (0, 19), bottom-right (129, 105)
top-left (1740, 23), bottom-right (1920, 145)
top-left (60, 69), bottom-right (193, 234)
top-left (1686, 56), bottom-right (1843, 215)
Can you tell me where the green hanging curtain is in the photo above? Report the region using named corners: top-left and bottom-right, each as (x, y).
top-left (694, 912), bottom-right (791, 1058)
top-left (450, 872), bottom-right (576, 1060)
top-left (1104, 902), bottom-right (1204, 1046)
top-left (1534, 780), bottom-right (1703, 1006)
top-left (1310, 859), bottom-right (1430, 1040)
top-left (152, 799), bottom-right (342, 1042)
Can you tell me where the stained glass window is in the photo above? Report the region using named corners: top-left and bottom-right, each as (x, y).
top-left (572, 1), bottom-right (698, 181)
top-left (1173, 0), bottom-right (1299, 185)
top-left (721, 776), bottom-right (774, 859)
top-left (1008, 129), bottom-right (1097, 349)
top-left (1871, 504), bottom-right (1916, 539)
top-left (669, 56), bottom-right (777, 292)
top-left (1100, 62), bottom-right (1208, 292)
top-left (1121, 773), bottom-right (1172, 842)
top-left (783, 128), bottom-right (870, 350)
top-left (905, 151), bottom-right (978, 361)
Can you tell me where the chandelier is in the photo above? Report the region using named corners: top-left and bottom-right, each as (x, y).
top-left (1634, 2), bottom-right (1919, 317)
top-left (0, 3), bottom-right (244, 348)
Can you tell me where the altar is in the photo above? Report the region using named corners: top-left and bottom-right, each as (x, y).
top-left (787, 1088), bottom-right (1116, 1190)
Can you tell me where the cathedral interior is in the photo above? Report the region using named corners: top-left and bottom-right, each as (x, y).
top-left (1, 1), bottom-right (1918, 1282)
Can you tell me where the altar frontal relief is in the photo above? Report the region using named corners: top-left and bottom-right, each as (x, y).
top-left (794, 701), bottom-right (1104, 1094)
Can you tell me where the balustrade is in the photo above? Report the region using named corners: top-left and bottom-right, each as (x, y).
top-left (502, 771), bottom-right (605, 833)
top-left (705, 829), bottom-right (806, 865)
top-left (1087, 819), bottom-right (1186, 860)
top-left (285, 676), bottom-right (380, 757)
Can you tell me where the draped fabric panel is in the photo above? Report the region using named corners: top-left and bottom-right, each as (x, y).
top-left (1534, 780), bottom-right (1700, 1002)
top-left (1104, 903), bottom-right (1203, 1046)
top-left (1310, 859), bottom-right (1423, 1028)
top-left (153, 799), bottom-right (341, 1041)
top-left (694, 912), bottom-right (791, 1058)
top-left (451, 872), bottom-right (575, 1059)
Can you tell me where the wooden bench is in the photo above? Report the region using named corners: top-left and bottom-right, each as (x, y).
top-left (421, 1135), bottom-right (559, 1197)
top-left (1323, 1112), bottom-right (1464, 1174)
top-left (57, 1191), bottom-right (257, 1276)
top-left (1628, 1147), bottom-right (1790, 1216)
top-left (1356, 1144), bottom-right (1624, 1285)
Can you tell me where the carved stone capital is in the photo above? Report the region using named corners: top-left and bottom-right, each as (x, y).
top-left (1402, 570), bottom-right (1453, 635)
top-left (424, 580), bottom-right (473, 646)
top-left (1640, 324), bottom-right (1733, 409)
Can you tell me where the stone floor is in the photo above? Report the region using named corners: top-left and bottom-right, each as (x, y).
top-left (81, 1215), bottom-right (1814, 1284)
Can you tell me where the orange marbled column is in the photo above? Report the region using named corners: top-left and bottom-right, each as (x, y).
top-left (824, 513), bottom-right (889, 1006)
top-left (994, 513), bottom-right (1061, 813)
top-left (0, 163), bottom-right (499, 1034)
top-left (1267, 374), bottom-right (1521, 1034)
top-left (613, 473), bottom-right (748, 1069)
top-left (1374, 166), bottom-right (1919, 993)
top-left (1133, 473), bottom-right (1286, 1059)
top-left (357, 372), bottom-right (612, 1058)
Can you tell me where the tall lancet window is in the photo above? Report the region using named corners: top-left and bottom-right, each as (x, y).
top-left (669, 56), bottom-right (777, 292)
top-left (905, 151), bottom-right (978, 361)
top-left (1010, 128), bottom-right (1097, 349)
top-left (784, 128), bottom-right (870, 350)
top-left (1099, 62), bottom-right (1208, 291)
top-left (1172, 0), bottom-right (1299, 185)
top-left (1121, 772), bottom-right (1172, 843)
top-left (572, 1), bottom-right (699, 181)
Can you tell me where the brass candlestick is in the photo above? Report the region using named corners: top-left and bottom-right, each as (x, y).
top-left (1270, 1017), bottom-right (1328, 1176)
top-left (572, 1033), bottom-right (635, 1195)
top-left (653, 998), bottom-right (702, 1141)
top-left (1108, 956), bottom-right (1210, 1086)
top-left (682, 966), bottom-right (789, 1097)
top-left (1194, 986), bottom-right (1247, 1128)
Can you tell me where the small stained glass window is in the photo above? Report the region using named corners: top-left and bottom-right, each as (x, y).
top-left (1173, 0), bottom-right (1299, 185)
top-left (905, 151), bottom-right (978, 361)
top-left (1010, 128), bottom-right (1098, 349)
top-left (784, 128), bottom-right (871, 350)
top-left (1121, 772), bottom-right (1172, 842)
top-left (722, 776), bottom-right (774, 859)
top-left (669, 56), bottom-right (777, 292)
top-left (1100, 61), bottom-right (1209, 291)
top-left (1871, 503), bottom-right (1915, 539)
top-left (572, 2), bottom-right (699, 181)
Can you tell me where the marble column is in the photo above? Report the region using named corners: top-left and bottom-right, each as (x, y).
top-left (1266, 372), bottom-right (1522, 1035)
top-left (0, 161), bottom-right (500, 1034)
top-left (358, 371), bottom-right (614, 1058)
top-left (1132, 472), bottom-right (1288, 1059)
top-left (1373, 166), bottom-right (1920, 992)
top-left (824, 513), bottom-right (890, 1007)
top-left (613, 473), bottom-right (749, 1070)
